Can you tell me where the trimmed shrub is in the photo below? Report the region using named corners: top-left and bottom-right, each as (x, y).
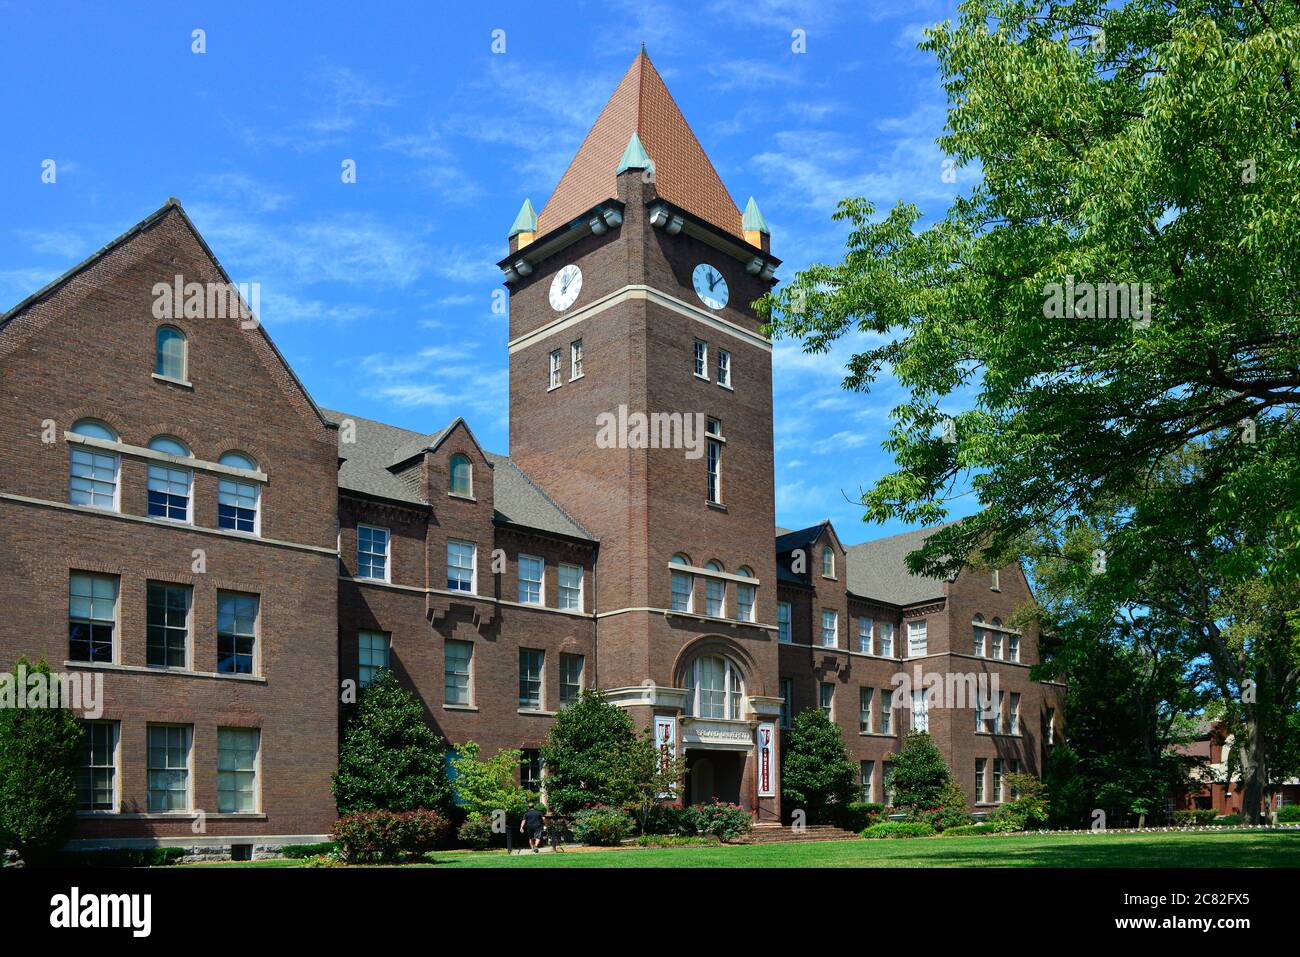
top-left (781, 709), bottom-right (858, 824)
top-left (682, 802), bottom-right (753, 842)
top-left (573, 805), bottom-right (633, 846)
top-left (835, 802), bottom-right (886, 832)
top-left (942, 823), bottom-right (997, 837)
top-left (987, 774), bottom-right (1050, 832)
top-left (641, 802), bottom-right (692, 836)
top-left (58, 847), bottom-right (187, 867)
top-left (332, 809), bottom-right (450, 863)
top-left (1275, 805), bottom-right (1300, 823)
top-left (633, 834), bottom-right (720, 848)
top-left (1172, 809), bottom-right (1217, 827)
top-left (861, 821), bottom-right (935, 839)
top-left (905, 780), bottom-right (973, 832)
top-left (1215, 814), bottom-right (1243, 826)
top-left (281, 842), bottom-right (338, 859)
top-left (456, 813), bottom-right (495, 850)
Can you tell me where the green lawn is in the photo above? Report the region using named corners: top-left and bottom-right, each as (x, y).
top-left (193, 828), bottom-right (1300, 868)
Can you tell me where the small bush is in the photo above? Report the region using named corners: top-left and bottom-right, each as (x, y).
top-left (641, 802), bottom-right (692, 836)
top-left (280, 842), bottom-right (338, 859)
top-left (942, 823), bottom-right (997, 837)
top-left (1275, 805), bottom-right (1300, 823)
top-left (1172, 809), bottom-right (1217, 827)
top-left (332, 808), bottom-right (450, 863)
top-left (681, 802), bottom-right (753, 842)
top-left (58, 847), bottom-right (187, 867)
top-left (862, 821), bottom-right (935, 839)
top-left (573, 805), bottom-right (633, 845)
top-left (456, 813), bottom-right (495, 850)
top-left (1215, 814), bottom-right (1243, 826)
top-left (835, 802), bottom-right (885, 832)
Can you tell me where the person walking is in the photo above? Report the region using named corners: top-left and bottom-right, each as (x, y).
top-left (520, 801), bottom-right (546, 853)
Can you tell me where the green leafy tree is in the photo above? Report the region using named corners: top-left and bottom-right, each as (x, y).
top-left (540, 690), bottom-right (637, 814)
top-left (758, 0), bottom-right (1300, 825)
top-left (332, 669), bottom-right (450, 813)
top-left (447, 741), bottom-right (533, 819)
top-left (888, 731), bottom-right (955, 812)
top-left (1043, 742), bottom-right (1090, 830)
top-left (611, 728), bottom-right (686, 835)
top-left (781, 709), bottom-right (857, 823)
top-left (0, 658), bottom-right (83, 861)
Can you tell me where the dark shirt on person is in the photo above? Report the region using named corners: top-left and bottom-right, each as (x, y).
top-left (523, 808), bottom-right (545, 833)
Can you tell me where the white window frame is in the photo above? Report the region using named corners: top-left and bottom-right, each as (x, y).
top-left (146, 461), bottom-right (192, 524)
top-left (558, 562), bottom-right (583, 611)
top-left (1008, 632), bottom-right (1020, 662)
top-left (705, 576), bottom-right (726, 618)
top-left (991, 568), bottom-right (1001, 591)
top-left (993, 758), bottom-right (1004, 803)
top-left (146, 581), bottom-right (192, 670)
top-left (447, 540), bottom-right (477, 594)
top-left (911, 688), bottom-right (929, 732)
top-left (736, 581), bottom-right (756, 622)
top-left (444, 639), bottom-right (473, 706)
top-left (694, 339), bottom-right (708, 379)
top-left (146, 724), bottom-right (192, 813)
top-left (216, 727), bottom-right (261, 814)
top-left (860, 687), bottom-right (873, 734)
top-left (69, 572), bottom-right (119, 664)
top-left (879, 621), bottom-right (894, 658)
top-left (356, 524), bottom-right (391, 582)
top-left (1009, 692), bottom-right (1021, 735)
top-left (908, 619), bottom-right (928, 656)
top-left (717, 348), bottom-right (731, 388)
top-left (69, 446), bottom-right (120, 512)
top-left (819, 682), bottom-right (834, 719)
top-left (78, 720), bottom-right (119, 814)
top-left (687, 655), bottom-right (744, 720)
top-left (975, 758), bottom-right (987, 803)
top-left (990, 629), bottom-right (1003, 660)
top-left (519, 648), bottom-right (545, 711)
top-left (860, 760), bottom-right (875, 803)
top-left (216, 591), bottom-right (259, 676)
top-left (706, 419), bottom-right (722, 505)
top-left (820, 609), bottom-right (838, 648)
top-left (858, 616), bottom-right (873, 654)
top-left (822, 547), bottom-right (835, 578)
top-left (155, 325), bottom-right (188, 382)
top-left (549, 349), bottom-right (563, 389)
top-left (217, 475), bottom-right (260, 534)
top-left (449, 454), bottom-right (473, 498)
top-left (880, 687), bottom-right (893, 734)
top-left (570, 338), bottom-right (584, 380)
top-left (518, 554), bottom-right (545, 605)
top-left (671, 568), bottom-right (694, 612)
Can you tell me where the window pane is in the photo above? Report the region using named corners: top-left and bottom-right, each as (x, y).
top-left (156, 327), bottom-right (186, 379)
top-left (217, 727), bottom-right (259, 813)
top-left (69, 573), bottom-right (116, 663)
top-left (147, 725), bottom-right (191, 812)
top-left (357, 525), bottom-right (389, 580)
top-left (560, 653), bottom-right (584, 704)
top-left (146, 582), bottom-right (190, 668)
top-left (358, 630), bottom-right (390, 688)
top-left (445, 640), bottom-right (472, 705)
top-left (448, 541), bottom-right (475, 592)
top-left (558, 563), bottom-right (582, 610)
top-left (217, 592), bottom-right (257, 674)
top-left (77, 722), bottom-right (116, 812)
top-left (518, 555), bottom-right (543, 604)
top-left (519, 649), bottom-right (544, 710)
top-left (218, 478), bottom-right (258, 532)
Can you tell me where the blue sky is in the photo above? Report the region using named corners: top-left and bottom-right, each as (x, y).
top-left (0, 0), bottom-right (976, 545)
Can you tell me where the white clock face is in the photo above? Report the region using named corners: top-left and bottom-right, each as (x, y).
top-left (692, 263), bottom-right (728, 310)
top-left (549, 264), bottom-right (582, 312)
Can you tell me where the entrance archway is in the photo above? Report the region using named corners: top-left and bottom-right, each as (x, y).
top-left (685, 750), bottom-right (743, 805)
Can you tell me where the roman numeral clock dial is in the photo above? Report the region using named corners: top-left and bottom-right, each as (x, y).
top-left (549, 263), bottom-right (582, 311)
top-left (692, 263), bottom-right (729, 310)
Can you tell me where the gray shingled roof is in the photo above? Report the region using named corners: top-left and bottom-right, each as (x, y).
top-left (321, 408), bottom-right (592, 541)
top-left (844, 525), bottom-right (952, 605)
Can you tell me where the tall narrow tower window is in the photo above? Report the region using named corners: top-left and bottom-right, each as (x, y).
top-left (694, 340), bottom-right (708, 379)
top-left (548, 350), bottom-right (562, 390)
top-left (570, 339), bottom-right (583, 380)
top-left (717, 349), bottom-right (731, 388)
top-left (706, 418), bottom-right (722, 504)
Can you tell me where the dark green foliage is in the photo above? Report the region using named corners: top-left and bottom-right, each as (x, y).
top-left (280, 842), bottom-right (338, 859)
top-left (887, 731), bottom-right (953, 812)
top-left (0, 658), bottom-right (84, 862)
top-left (456, 813), bottom-right (495, 850)
top-left (540, 691), bottom-right (637, 814)
top-left (780, 709), bottom-right (858, 823)
top-left (572, 806), bottom-right (632, 845)
top-left (1043, 742), bottom-right (1090, 829)
top-left (942, 823), bottom-right (997, 837)
top-left (681, 802), bottom-right (753, 842)
top-left (835, 802), bottom-right (886, 832)
top-left (57, 847), bottom-right (187, 867)
top-left (861, 821), bottom-right (935, 839)
top-left (1172, 809), bottom-right (1218, 827)
top-left (332, 670), bottom-right (450, 814)
top-left (987, 774), bottom-right (1051, 832)
top-left (1275, 805), bottom-right (1300, 824)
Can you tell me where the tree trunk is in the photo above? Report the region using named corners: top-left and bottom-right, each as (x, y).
top-left (1238, 718), bottom-right (1268, 825)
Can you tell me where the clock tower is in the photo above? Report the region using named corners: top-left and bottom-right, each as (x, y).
top-left (500, 49), bottom-right (783, 818)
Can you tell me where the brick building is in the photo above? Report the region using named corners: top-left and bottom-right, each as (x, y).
top-left (0, 49), bottom-right (1062, 852)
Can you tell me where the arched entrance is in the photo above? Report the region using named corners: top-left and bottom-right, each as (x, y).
top-left (678, 647), bottom-right (752, 808)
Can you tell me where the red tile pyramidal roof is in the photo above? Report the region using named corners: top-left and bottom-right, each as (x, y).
top-left (536, 48), bottom-right (743, 238)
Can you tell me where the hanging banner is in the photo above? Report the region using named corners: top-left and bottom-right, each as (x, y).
top-left (654, 715), bottom-right (678, 798)
top-left (756, 722), bottom-right (776, 797)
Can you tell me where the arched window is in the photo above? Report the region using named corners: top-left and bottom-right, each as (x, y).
top-left (822, 546), bottom-right (835, 578)
top-left (989, 618), bottom-right (1004, 660)
top-left (146, 437), bottom-right (192, 522)
top-left (973, 614), bottom-right (985, 657)
top-left (155, 326), bottom-right (188, 381)
top-left (703, 561), bottom-right (725, 617)
top-left (671, 554), bottom-right (693, 612)
top-left (736, 567), bottom-right (756, 622)
top-left (684, 654), bottom-right (745, 719)
top-left (449, 454), bottom-right (472, 497)
top-left (69, 419), bottom-right (120, 510)
top-left (218, 452), bottom-right (260, 534)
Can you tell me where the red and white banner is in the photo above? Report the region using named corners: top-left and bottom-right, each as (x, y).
top-left (756, 722), bottom-right (776, 797)
top-left (654, 715), bottom-right (677, 769)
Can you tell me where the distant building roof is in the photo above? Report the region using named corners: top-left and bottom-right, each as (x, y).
top-left (845, 525), bottom-right (951, 605)
top-left (322, 409), bottom-right (593, 542)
